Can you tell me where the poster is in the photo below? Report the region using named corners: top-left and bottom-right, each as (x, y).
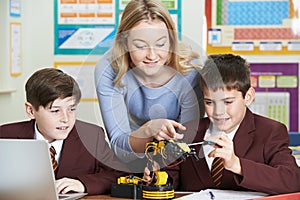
top-left (54, 0), bottom-right (181, 54)
top-left (248, 63), bottom-right (298, 131)
top-left (10, 0), bottom-right (21, 17)
top-left (206, 0), bottom-right (300, 55)
top-left (54, 62), bottom-right (97, 102)
top-left (57, 0), bottom-right (115, 25)
top-left (10, 22), bottom-right (22, 76)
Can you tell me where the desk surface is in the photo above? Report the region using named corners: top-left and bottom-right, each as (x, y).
top-left (82, 195), bottom-right (128, 199)
top-left (81, 193), bottom-right (187, 199)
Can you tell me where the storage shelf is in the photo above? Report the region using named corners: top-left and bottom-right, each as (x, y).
top-left (0, 89), bottom-right (16, 94)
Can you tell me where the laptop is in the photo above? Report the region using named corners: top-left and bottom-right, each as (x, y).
top-left (0, 139), bottom-right (87, 200)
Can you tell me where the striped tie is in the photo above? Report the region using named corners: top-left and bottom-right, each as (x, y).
top-left (211, 157), bottom-right (224, 187)
top-left (50, 145), bottom-right (58, 174)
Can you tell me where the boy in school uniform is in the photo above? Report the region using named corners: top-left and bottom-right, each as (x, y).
top-left (144, 54), bottom-right (300, 194)
top-left (0, 68), bottom-right (127, 195)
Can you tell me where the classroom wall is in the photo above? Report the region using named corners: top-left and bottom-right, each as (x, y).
top-left (0, 0), bottom-right (55, 124)
top-left (0, 0), bottom-right (205, 126)
top-left (1, 1), bottom-right (300, 130)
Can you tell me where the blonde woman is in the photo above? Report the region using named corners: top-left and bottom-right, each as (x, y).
top-left (95, 0), bottom-right (204, 170)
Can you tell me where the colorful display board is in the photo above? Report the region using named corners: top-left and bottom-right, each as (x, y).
top-left (54, 0), bottom-right (181, 55)
top-left (206, 0), bottom-right (300, 55)
top-left (249, 63), bottom-right (298, 131)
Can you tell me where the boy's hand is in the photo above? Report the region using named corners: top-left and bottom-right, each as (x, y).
top-left (143, 161), bottom-right (160, 183)
top-left (206, 133), bottom-right (242, 175)
top-left (55, 178), bottom-right (85, 194)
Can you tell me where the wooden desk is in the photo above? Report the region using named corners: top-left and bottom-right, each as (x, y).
top-left (82, 195), bottom-right (129, 199)
top-left (81, 193), bottom-right (187, 199)
top-left (254, 192), bottom-right (300, 200)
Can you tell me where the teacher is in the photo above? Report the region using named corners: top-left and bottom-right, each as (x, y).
top-left (95, 0), bottom-right (204, 172)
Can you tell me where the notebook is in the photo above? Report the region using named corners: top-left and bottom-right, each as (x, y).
top-left (0, 139), bottom-right (87, 200)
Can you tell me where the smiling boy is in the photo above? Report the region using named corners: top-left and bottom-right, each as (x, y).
top-left (167, 54), bottom-right (300, 194)
top-left (0, 68), bottom-right (127, 195)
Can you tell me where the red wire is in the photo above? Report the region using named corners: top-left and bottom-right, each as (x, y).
top-left (162, 158), bottom-right (184, 168)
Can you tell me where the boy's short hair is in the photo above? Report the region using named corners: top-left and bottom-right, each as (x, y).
top-left (25, 68), bottom-right (81, 110)
top-left (200, 54), bottom-right (251, 97)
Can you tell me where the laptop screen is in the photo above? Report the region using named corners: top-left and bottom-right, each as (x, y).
top-left (0, 139), bottom-right (86, 200)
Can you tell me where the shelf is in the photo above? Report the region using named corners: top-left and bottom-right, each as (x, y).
top-left (0, 89), bottom-right (16, 94)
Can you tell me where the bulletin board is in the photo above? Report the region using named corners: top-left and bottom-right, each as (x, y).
top-left (54, 62), bottom-right (98, 102)
top-left (54, 0), bottom-right (181, 55)
top-left (248, 63), bottom-right (298, 131)
top-left (205, 0), bottom-right (300, 55)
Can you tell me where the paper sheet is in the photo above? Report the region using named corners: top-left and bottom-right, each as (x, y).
top-left (176, 189), bottom-right (268, 200)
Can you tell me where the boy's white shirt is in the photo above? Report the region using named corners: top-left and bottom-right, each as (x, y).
top-left (204, 123), bottom-right (239, 171)
top-left (34, 122), bottom-right (63, 164)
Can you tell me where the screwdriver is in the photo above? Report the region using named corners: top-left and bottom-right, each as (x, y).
top-left (188, 141), bottom-right (214, 147)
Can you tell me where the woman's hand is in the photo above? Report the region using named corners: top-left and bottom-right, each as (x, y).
top-left (143, 119), bottom-right (185, 140)
top-left (129, 119), bottom-right (185, 153)
top-left (205, 133), bottom-right (242, 175)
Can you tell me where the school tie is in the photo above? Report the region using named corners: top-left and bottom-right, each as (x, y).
top-left (50, 145), bottom-right (58, 174)
top-left (211, 157), bottom-right (224, 187)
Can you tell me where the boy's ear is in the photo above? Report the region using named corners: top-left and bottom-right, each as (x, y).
top-left (25, 102), bottom-right (36, 119)
top-left (244, 87), bottom-right (255, 106)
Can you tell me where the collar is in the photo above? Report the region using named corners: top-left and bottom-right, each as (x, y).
top-left (34, 122), bottom-right (63, 151)
top-left (207, 123), bottom-right (239, 141)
